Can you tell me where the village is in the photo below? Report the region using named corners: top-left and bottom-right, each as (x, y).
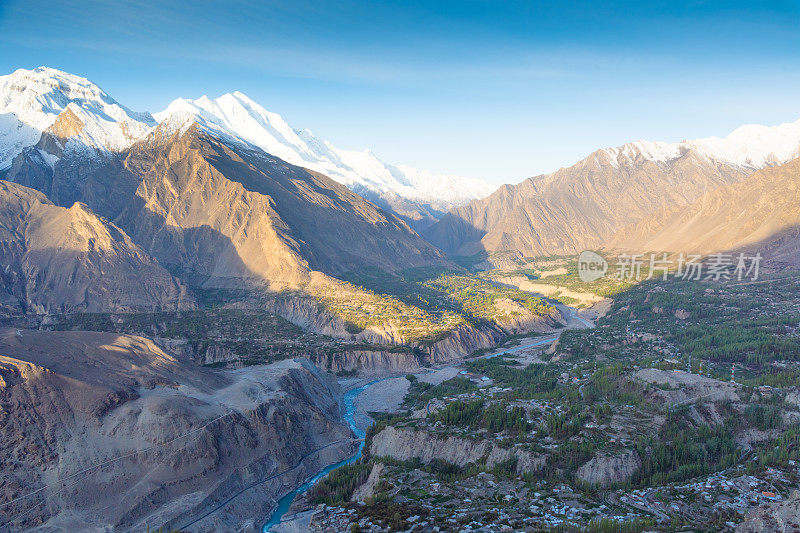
top-left (287, 275), bottom-right (800, 532)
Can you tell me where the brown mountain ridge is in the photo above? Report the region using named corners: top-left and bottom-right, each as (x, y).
top-left (608, 156), bottom-right (800, 267)
top-left (0, 180), bottom-right (193, 315)
top-left (5, 116), bottom-right (449, 290)
top-left (423, 146), bottom-right (752, 257)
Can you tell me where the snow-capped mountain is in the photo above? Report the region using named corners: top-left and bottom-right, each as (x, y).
top-left (601, 118), bottom-right (800, 169)
top-left (0, 67), bottom-right (155, 169)
top-left (154, 92), bottom-right (495, 210)
top-left (4, 66), bottom-right (800, 234)
top-left (0, 67), bottom-right (492, 226)
top-left (425, 115), bottom-right (800, 258)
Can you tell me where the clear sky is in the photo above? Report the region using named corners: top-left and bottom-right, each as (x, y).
top-left (1, 0), bottom-right (799, 185)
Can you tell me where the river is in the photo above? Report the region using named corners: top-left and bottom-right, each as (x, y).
top-left (262, 379), bottom-right (380, 531)
top-left (263, 310), bottom-right (593, 530)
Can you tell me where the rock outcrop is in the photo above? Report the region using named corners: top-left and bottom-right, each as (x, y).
top-left (784, 389), bottom-right (800, 408)
top-left (267, 292), bottom-right (356, 338)
top-left (634, 368), bottom-right (741, 405)
top-left (420, 323), bottom-right (506, 364)
top-left (270, 291), bottom-right (508, 373)
top-left (370, 426), bottom-right (545, 475)
top-left (313, 349), bottom-right (422, 375)
top-left (351, 463), bottom-right (385, 503)
top-left (320, 322), bottom-right (507, 373)
top-left (0, 328), bottom-right (353, 532)
top-left (576, 449), bottom-right (642, 487)
top-left (310, 322), bottom-right (507, 375)
top-left (492, 303), bottom-right (564, 335)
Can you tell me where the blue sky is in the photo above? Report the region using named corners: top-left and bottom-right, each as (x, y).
top-left (1, 0), bottom-right (799, 185)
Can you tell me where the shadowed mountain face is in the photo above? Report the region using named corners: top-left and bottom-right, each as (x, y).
top-left (609, 157), bottom-right (800, 267)
top-left (6, 119), bottom-right (449, 289)
top-left (0, 181), bottom-right (193, 315)
top-left (423, 147), bottom-right (751, 257)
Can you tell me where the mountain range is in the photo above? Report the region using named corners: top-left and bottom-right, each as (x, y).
top-left (0, 67), bottom-right (452, 297)
top-left (1, 65), bottom-right (800, 303)
top-left (424, 117), bottom-right (800, 262)
top-left (609, 156), bottom-right (800, 268)
top-left (0, 67), bottom-right (492, 229)
top-left (0, 67), bottom-right (155, 170)
top-left (157, 92), bottom-right (494, 228)
top-left (1, 64), bottom-right (800, 532)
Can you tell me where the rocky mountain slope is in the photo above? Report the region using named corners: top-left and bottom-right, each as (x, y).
top-left (0, 67), bottom-right (491, 229)
top-left (0, 328), bottom-right (353, 532)
top-left (1, 67), bottom-right (451, 292)
top-left (156, 92), bottom-right (494, 229)
top-left (6, 113), bottom-right (449, 289)
top-left (424, 119), bottom-right (800, 258)
top-left (608, 156), bottom-right (800, 267)
top-left (0, 180), bottom-right (192, 315)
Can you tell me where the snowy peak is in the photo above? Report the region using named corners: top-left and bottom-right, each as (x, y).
top-left (601, 118), bottom-right (800, 170)
top-left (690, 119), bottom-right (800, 168)
top-left (0, 66), bottom-right (494, 220)
top-left (0, 66), bottom-right (155, 169)
top-left (155, 91), bottom-right (330, 170)
top-left (155, 92), bottom-right (494, 210)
